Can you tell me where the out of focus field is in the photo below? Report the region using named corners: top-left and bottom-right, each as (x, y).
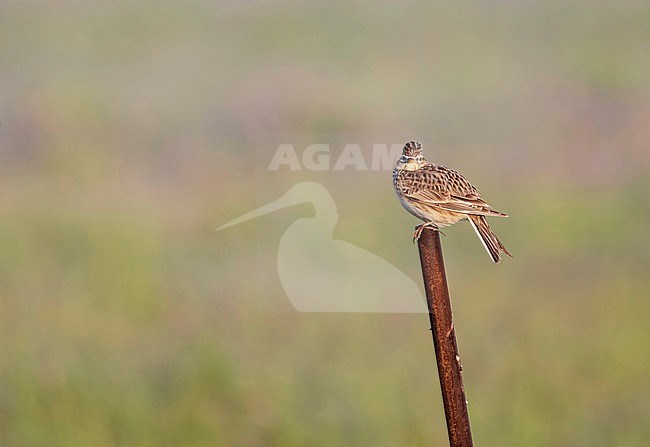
top-left (1, 2), bottom-right (649, 446)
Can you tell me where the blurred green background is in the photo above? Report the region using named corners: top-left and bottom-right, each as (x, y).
top-left (1, 1), bottom-right (649, 446)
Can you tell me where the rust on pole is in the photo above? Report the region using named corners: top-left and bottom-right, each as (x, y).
top-left (417, 226), bottom-right (474, 447)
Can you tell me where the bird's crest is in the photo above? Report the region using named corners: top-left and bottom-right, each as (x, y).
top-left (403, 141), bottom-right (422, 158)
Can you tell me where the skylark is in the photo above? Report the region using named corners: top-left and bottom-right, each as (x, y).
top-left (393, 141), bottom-right (512, 263)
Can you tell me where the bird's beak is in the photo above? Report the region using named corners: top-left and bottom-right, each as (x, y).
top-left (216, 189), bottom-right (301, 231)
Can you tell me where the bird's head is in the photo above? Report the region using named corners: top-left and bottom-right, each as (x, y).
top-left (396, 140), bottom-right (425, 171)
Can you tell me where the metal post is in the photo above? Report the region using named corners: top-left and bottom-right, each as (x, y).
top-left (417, 227), bottom-right (474, 447)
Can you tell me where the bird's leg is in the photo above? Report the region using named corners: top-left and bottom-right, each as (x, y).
top-left (413, 222), bottom-right (439, 243)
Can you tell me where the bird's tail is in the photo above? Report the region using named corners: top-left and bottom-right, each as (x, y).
top-left (468, 215), bottom-right (512, 263)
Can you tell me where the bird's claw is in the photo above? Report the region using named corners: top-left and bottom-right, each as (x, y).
top-left (445, 322), bottom-right (454, 338)
top-left (413, 223), bottom-right (442, 243)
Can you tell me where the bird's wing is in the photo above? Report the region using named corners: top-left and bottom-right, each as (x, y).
top-left (436, 200), bottom-right (508, 217)
top-left (399, 164), bottom-right (508, 217)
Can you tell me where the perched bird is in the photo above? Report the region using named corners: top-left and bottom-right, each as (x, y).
top-left (393, 141), bottom-right (512, 263)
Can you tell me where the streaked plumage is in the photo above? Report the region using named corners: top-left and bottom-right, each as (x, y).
top-left (393, 141), bottom-right (512, 263)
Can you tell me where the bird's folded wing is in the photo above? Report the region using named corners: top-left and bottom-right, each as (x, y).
top-left (401, 171), bottom-right (508, 217)
top-left (435, 200), bottom-right (508, 217)
top-left (403, 187), bottom-right (448, 203)
top-left (405, 185), bottom-right (508, 217)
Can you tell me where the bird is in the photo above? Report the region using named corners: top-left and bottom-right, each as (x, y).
top-left (217, 182), bottom-right (425, 312)
top-left (393, 141), bottom-right (512, 263)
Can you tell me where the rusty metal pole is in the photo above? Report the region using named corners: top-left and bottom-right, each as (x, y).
top-left (417, 227), bottom-right (474, 447)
